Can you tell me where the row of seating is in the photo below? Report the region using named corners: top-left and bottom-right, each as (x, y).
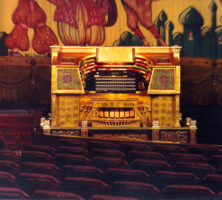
top-left (1, 148), bottom-right (222, 178)
top-left (0, 176), bottom-right (221, 199)
top-left (1, 136), bottom-right (222, 199)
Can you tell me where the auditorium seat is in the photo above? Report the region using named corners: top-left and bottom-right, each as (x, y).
top-left (152, 170), bottom-right (200, 190)
top-left (20, 162), bottom-right (60, 178)
top-left (0, 149), bottom-right (20, 163)
top-left (23, 144), bottom-right (56, 156)
top-left (55, 154), bottom-right (91, 168)
top-left (88, 140), bottom-right (119, 150)
top-left (111, 181), bottom-right (160, 200)
top-left (119, 142), bottom-right (151, 154)
top-left (202, 174), bottom-right (222, 193)
top-left (33, 189), bottom-right (85, 200)
top-left (208, 154), bottom-right (222, 169)
top-left (174, 161), bottom-right (216, 177)
top-left (59, 138), bottom-right (87, 148)
top-left (90, 194), bottom-right (139, 200)
top-left (167, 153), bottom-right (207, 164)
top-left (152, 144), bottom-right (186, 155)
top-left (92, 156), bottom-right (129, 170)
top-left (104, 168), bottom-right (151, 185)
top-left (0, 160), bottom-right (20, 176)
top-left (131, 159), bottom-right (171, 173)
top-left (187, 145), bottom-right (221, 158)
top-left (18, 172), bottom-right (61, 195)
top-left (56, 146), bottom-right (90, 157)
top-left (62, 177), bottom-right (109, 199)
top-left (0, 171), bottom-right (17, 187)
top-left (61, 165), bottom-right (103, 180)
top-left (0, 187), bottom-right (30, 199)
top-left (127, 150), bottom-right (165, 162)
top-left (21, 150), bottom-right (54, 163)
top-left (161, 185), bottom-right (216, 199)
top-left (92, 148), bottom-right (126, 159)
top-left (0, 138), bottom-right (6, 149)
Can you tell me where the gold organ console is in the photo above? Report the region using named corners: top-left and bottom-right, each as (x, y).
top-left (41, 46), bottom-right (197, 144)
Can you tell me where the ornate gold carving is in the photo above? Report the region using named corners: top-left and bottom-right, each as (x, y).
top-left (160, 130), bottom-right (189, 144)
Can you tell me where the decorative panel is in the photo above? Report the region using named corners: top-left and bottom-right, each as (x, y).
top-left (57, 95), bottom-right (79, 127)
top-left (57, 68), bottom-right (82, 90)
top-left (150, 68), bottom-right (175, 90)
top-left (152, 96), bottom-right (175, 127)
top-left (160, 130), bottom-right (189, 144)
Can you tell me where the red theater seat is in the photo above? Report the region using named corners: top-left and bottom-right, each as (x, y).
top-left (0, 171), bottom-right (16, 187)
top-left (57, 146), bottom-right (90, 157)
top-left (152, 170), bottom-right (200, 190)
top-left (88, 140), bottom-right (119, 150)
top-left (187, 145), bottom-right (221, 158)
top-left (92, 148), bottom-right (126, 159)
top-left (104, 168), bottom-right (151, 185)
top-left (21, 150), bottom-right (54, 163)
top-left (208, 155), bottom-right (222, 169)
top-left (0, 187), bottom-right (30, 199)
top-left (59, 138), bottom-right (87, 148)
top-left (62, 165), bottom-right (103, 180)
top-left (202, 174), bottom-right (222, 193)
top-left (111, 181), bottom-right (160, 200)
top-left (131, 159), bottom-right (171, 173)
top-left (0, 149), bottom-right (20, 163)
top-left (0, 138), bottom-right (6, 149)
top-left (23, 144), bottom-right (56, 156)
top-left (167, 153), bottom-right (207, 164)
top-left (162, 185), bottom-right (216, 199)
top-left (127, 150), bottom-right (165, 162)
top-left (90, 194), bottom-right (139, 200)
top-left (174, 161), bottom-right (216, 177)
top-left (33, 189), bottom-right (84, 200)
top-left (119, 142), bottom-right (151, 153)
top-left (0, 160), bottom-right (20, 176)
top-left (92, 156), bottom-right (129, 170)
top-left (21, 162), bottom-right (60, 177)
top-left (152, 144), bottom-right (186, 155)
top-left (55, 154), bottom-right (91, 168)
top-left (62, 177), bottom-right (109, 199)
top-left (18, 172), bottom-right (61, 195)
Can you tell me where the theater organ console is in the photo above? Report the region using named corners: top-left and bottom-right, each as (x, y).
top-left (41, 46), bottom-right (197, 144)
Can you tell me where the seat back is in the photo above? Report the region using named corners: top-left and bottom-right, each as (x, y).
top-left (62, 177), bottom-right (109, 199)
top-left (174, 161), bottom-right (216, 178)
top-left (21, 150), bottom-right (54, 163)
top-left (92, 156), bottom-right (129, 170)
top-left (33, 189), bottom-right (84, 200)
top-left (0, 187), bottom-right (30, 199)
top-left (202, 174), bottom-right (222, 193)
top-left (55, 154), bottom-right (91, 168)
top-left (111, 181), bottom-right (160, 200)
top-left (18, 172), bottom-right (61, 195)
top-left (131, 159), bottom-right (171, 173)
top-left (21, 162), bottom-right (60, 177)
top-left (127, 150), bottom-right (165, 162)
top-left (104, 168), bottom-right (150, 185)
top-left (162, 185), bottom-right (216, 200)
top-left (23, 144), bottom-right (56, 156)
top-left (61, 165), bottom-right (103, 180)
top-left (152, 170), bottom-right (200, 189)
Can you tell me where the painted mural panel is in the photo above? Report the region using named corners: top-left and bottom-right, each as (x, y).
top-left (1, 0), bottom-right (222, 58)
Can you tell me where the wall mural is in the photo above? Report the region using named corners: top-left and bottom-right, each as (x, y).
top-left (0, 0), bottom-right (222, 58)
